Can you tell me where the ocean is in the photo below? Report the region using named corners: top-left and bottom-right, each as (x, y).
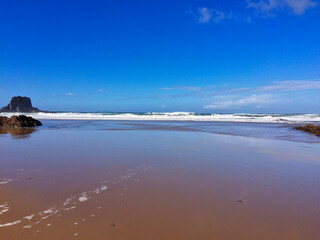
top-left (1, 112), bottom-right (320, 123)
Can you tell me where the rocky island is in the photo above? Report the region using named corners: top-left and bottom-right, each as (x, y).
top-left (0, 97), bottom-right (43, 127)
top-left (0, 96), bottom-right (42, 113)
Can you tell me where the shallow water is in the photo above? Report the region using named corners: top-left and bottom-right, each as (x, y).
top-left (0, 121), bottom-right (320, 240)
top-left (29, 120), bottom-right (320, 143)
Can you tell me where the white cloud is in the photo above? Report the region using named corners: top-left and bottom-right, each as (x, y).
top-left (247, 0), bottom-right (317, 15)
top-left (193, 0), bottom-right (317, 25)
top-left (65, 92), bottom-right (74, 96)
top-left (181, 86), bottom-right (204, 91)
top-left (204, 94), bottom-right (279, 109)
top-left (256, 80), bottom-right (320, 92)
top-left (162, 85), bottom-right (215, 92)
top-left (198, 7), bottom-right (227, 23)
top-left (96, 89), bottom-right (104, 92)
top-left (161, 87), bottom-right (174, 90)
top-left (199, 7), bottom-right (213, 23)
top-left (156, 80), bottom-right (320, 103)
top-left (286, 0), bottom-right (317, 15)
top-left (247, 0), bottom-right (281, 14)
top-left (163, 80), bottom-right (320, 96)
top-left (162, 86), bottom-right (202, 91)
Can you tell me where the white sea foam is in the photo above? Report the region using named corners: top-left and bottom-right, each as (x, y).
top-left (93, 188), bottom-right (100, 194)
top-left (0, 178), bottom-right (16, 185)
top-left (93, 185), bottom-right (107, 193)
top-left (0, 208), bottom-right (9, 215)
top-left (0, 202), bottom-right (9, 215)
top-left (23, 225), bottom-right (32, 229)
top-left (24, 214), bottom-right (35, 220)
top-left (78, 193), bottom-right (89, 202)
top-left (39, 208), bottom-right (58, 220)
top-left (1, 112), bottom-right (320, 123)
top-left (63, 206), bottom-right (76, 211)
top-left (0, 220), bottom-right (22, 228)
top-left (63, 197), bottom-right (75, 206)
top-left (0, 165), bottom-right (151, 229)
top-left (40, 208), bottom-right (54, 215)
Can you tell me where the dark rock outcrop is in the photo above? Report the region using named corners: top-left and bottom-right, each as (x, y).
top-left (294, 124), bottom-right (320, 137)
top-left (1, 96), bottom-right (41, 112)
top-left (0, 115), bottom-right (42, 127)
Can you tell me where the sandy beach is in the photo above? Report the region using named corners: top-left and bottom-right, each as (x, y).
top-left (1, 120), bottom-right (320, 240)
top-left (2, 0), bottom-right (320, 238)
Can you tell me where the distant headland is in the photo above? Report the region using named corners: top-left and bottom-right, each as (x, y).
top-left (0, 96), bottom-right (42, 113)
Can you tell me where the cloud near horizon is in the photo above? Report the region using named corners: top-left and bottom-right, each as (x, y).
top-left (204, 94), bottom-right (279, 109)
top-left (162, 85), bottom-right (215, 91)
top-left (255, 80), bottom-right (320, 92)
top-left (164, 80), bottom-right (320, 95)
top-left (162, 80), bottom-right (320, 110)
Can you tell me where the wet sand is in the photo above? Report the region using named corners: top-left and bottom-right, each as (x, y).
top-left (1, 121), bottom-right (320, 240)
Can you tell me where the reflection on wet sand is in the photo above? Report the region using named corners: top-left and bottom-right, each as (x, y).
top-left (0, 121), bottom-right (320, 240)
top-left (0, 127), bottom-right (37, 139)
top-left (105, 123), bottom-right (201, 132)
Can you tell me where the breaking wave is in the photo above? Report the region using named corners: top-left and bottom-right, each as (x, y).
top-left (1, 112), bottom-right (320, 123)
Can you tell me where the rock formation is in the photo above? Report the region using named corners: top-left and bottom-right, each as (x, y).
top-left (294, 124), bottom-right (320, 137)
top-left (0, 115), bottom-right (42, 127)
top-left (1, 96), bottom-right (41, 112)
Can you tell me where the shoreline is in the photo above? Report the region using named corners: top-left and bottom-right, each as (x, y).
top-left (1, 112), bottom-right (320, 124)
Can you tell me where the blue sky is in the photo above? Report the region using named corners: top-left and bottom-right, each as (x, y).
top-left (1, 0), bottom-right (319, 113)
